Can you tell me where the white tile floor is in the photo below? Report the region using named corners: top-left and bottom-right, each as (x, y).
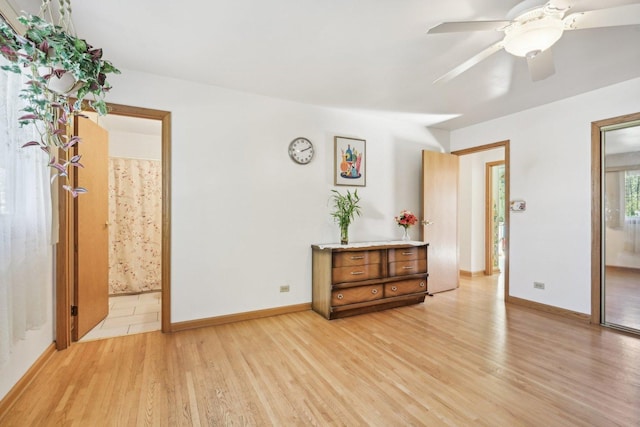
top-left (80, 291), bottom-right (161, 342)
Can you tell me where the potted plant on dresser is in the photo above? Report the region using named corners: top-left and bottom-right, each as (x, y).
top-left (330, 189), bottom-right (362, 244)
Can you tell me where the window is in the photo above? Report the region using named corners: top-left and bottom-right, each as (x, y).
top-left (624, 170), bottom-right (640, 217)
top-left (0, 54), bottom-right (52, 366)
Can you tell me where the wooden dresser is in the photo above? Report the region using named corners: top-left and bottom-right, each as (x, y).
top-left (311, 241), bottom-right (429, 319)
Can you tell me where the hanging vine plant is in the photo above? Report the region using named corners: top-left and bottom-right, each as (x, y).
top-left (0, 0), bottom-right (120, 196)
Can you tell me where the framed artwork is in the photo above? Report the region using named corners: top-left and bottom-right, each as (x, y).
top-left (334, 136), bottom-right (366, 187)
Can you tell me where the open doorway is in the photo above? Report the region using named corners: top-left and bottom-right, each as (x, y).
top-left (486, 161), bottom-right (505, 276)
top-left (79, 114), bottom-right (163, 341)
top-left (55, 103), bottom-right (171, 349)
top-left (453, 141), bottom-right (510, 300)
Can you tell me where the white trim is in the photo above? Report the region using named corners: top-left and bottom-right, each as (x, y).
top-left (0, 0), bottom-right (25, 33)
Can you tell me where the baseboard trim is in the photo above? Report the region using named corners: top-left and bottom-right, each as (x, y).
top-left (0, 342), bottom-right (56, 420)
top-left (460, 270), bottom-right (485, 277)
top-left (171, 303), bottom-right (312, 332)
top-left (507, 296), bottom-right (590, 323)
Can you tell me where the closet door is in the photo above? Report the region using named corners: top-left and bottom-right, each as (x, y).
top-left (601, 121), bottom-right (640, 333)
top-left (422, 151), bottom-right (459, 293)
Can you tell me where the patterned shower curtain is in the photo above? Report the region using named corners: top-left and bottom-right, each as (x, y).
top-left (109, 157), bottom-right (162, 294)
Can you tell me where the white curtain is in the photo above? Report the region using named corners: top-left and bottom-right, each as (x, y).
top-left (624, 218), bottom-right (640, 253)
top-left (0, 58), bottom-right (52, 366)
top-left (607, 170), bottom-right (640, 253)
top-left (109, 157), bottom-right (162, 294)
top-left (605, 171), bottom-right (624, 229)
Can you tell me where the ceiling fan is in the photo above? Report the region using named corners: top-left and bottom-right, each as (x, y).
top-left (428, 0), bottom-right (640, 83)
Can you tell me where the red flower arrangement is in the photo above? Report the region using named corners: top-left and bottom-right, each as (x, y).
top-left (395, 210), bottom-right (418, 229)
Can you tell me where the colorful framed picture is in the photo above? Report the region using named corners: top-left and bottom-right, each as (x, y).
top-left (334, 136), bottom-right (366, 187)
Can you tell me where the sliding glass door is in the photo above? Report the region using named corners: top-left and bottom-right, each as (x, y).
top-left (602, 121), bottom-right (640, 333)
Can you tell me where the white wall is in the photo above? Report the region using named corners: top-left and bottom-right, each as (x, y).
top-left (0, 254), bottom-right (53, 401)
top-left (109, 131), bottom-right (161, 161)
top-left (458, 148), bottom-right (504, 273)
top-left (450, 77), bottom-right (640, 315)
top-left (86, 112), bottom-right (162, 160)
top-left (104, 69), bottom-right (445, 322)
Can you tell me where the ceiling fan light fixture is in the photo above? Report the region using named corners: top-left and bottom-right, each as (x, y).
top-left (503, 16), bottom-right (564, 57)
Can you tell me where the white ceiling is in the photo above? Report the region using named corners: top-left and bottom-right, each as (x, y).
top-left (6, 0), bottom-right (640, 130)
top-left (605, 121), bottom-right (640, 154)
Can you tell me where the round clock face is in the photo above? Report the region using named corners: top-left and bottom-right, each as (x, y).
top-left (288, 137), bottom-right (314, 164)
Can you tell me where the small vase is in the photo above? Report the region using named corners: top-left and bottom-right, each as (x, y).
top-left (340, 224), bottom-right (349, 245)
top-left (401, 227), bottom-right (410, 241)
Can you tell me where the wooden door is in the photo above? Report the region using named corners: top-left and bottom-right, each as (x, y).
top-left (422, 151), bottom-right (459, 293)
top-left (73, 117), bottom-right (109, 340)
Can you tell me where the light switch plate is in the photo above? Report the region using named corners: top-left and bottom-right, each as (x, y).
top-left (510, 200), bottom-right (526, 212)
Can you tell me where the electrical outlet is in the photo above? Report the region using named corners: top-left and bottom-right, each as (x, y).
top-left (533, 282), bottom-right (545, 290)
top-left (279, 285), bottom-right (290, 293)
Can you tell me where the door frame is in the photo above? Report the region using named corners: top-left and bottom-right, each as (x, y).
top-left (452, 140), bottom-right (510, 302)
top-left (55, 103), bottom-right (172, 349)
top-left (590, 111), bottom-right (640, 326)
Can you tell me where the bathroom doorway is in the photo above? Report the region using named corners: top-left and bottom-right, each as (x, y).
top-left (80, 114), bottom-right (163, 341)
top-left (54, 103), bottom-right (171, 349)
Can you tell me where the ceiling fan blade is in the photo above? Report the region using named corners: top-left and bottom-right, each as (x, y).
top-left (564, 3), bottom-right (640, 30)
top-left (434, 42), bottom-right (504, 84)
top-left (527, 48), bottom-right (556, 81)
top-left (427, 21), bottom-right (511, 34)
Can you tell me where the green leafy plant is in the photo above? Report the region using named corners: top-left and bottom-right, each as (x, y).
top-left (330, 189), bottom-right (362, 244)
top-left (0, 12), bottom-right (120, 196)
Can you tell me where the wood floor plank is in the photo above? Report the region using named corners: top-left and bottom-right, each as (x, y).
top-left (1, 275), bottom-right (639, 426)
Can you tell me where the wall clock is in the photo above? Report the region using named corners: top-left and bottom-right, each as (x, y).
top-left (288, 137), bottom-right (315, 165)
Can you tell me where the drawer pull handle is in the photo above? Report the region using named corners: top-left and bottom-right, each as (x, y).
top-left (401, 252), bottom-right (413, 255)
top-left (420, 282), bottom-right (425, 288)
top-left (402, 266), bottom-right (413, 270)
top-left (350, 256), bottom-right (365, 260)
top-left (371, 289), bottom-right (378, 295)
top-left (391, 286), bottom-right (398, 292)
top-left (337, 294), bottom-right (344, 300)
top-left (351, 271), bottom-right (365, 275)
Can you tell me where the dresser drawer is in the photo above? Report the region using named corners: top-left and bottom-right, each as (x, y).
top-left (385, 278), bottom-right (427, 297)
top-left (389, 259), bottom-right (427, 276)
top-left (333, 250), bottom-right (382, 267)
top-left (332, 264), bottom-right (382, 283)
top-left (388, 246), bottom-right (426, 262)
top-left (332, 284), bottom-right (384, 306)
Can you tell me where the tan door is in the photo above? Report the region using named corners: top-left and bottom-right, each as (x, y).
top-left (422, 151), bottom-right (459, 293)
top-left (73, 117), bottom-right (109, 340)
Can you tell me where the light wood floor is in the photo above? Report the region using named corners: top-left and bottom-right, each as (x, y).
top-left (604, 266), bottom-right (640, 331)
top-left (2, 275), bottom-right (640, 426)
